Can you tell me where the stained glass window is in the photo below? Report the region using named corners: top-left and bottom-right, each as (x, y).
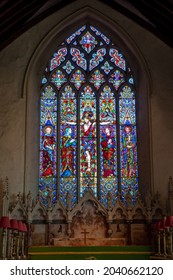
top-left (39, 25), bottom-right (138, 207)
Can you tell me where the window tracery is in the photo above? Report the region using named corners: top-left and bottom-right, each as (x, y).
top-left (39, 25), bottom-right (138, 207)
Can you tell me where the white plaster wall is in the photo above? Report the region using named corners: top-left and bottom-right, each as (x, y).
top-left (0, 0), bottom-right (173, 208)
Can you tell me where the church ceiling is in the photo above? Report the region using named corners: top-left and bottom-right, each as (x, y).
top-left (0, 0), bottom-right (173, 51)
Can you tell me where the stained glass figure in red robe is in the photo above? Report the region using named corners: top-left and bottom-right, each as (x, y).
top-left (42, 126), bottom-right (56, 177)
top-left (101, 127), bottom-right (115, 177)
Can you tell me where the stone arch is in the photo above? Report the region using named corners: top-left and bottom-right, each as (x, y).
top-left (23, 6), bottom-right (152, 201)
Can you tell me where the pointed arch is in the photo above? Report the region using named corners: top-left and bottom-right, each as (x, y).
top-left (39, 24), bottom-right (138, 206)
top-left (23, 7), bottom-right (152, 205)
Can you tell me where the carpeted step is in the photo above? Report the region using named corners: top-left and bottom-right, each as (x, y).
top-left (28, 245), bottom-right (152, 260)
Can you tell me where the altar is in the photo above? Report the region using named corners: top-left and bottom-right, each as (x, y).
top-left (53, 237), bottom-right (126, 246)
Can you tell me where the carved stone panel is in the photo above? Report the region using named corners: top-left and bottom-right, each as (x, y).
top-left (110, 223), bottom-right (127, 239)
top-left (49, 223), bottom-right (68, 244)
top-left (71, 200), bottom-right (107, 239)
top-left (131, 224), bottom-right (149, 245)
top-left (31, 224), bottom-right (47, 245)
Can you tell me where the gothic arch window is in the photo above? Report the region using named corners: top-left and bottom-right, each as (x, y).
top-left (39, 25), bottom-right (138, 207)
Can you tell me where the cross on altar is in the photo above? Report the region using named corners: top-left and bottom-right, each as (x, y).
top-left (81, 228), bottom-right (89, 245)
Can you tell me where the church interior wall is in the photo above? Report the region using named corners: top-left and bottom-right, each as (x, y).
top-left (0, 0), bottom-right (173, 213)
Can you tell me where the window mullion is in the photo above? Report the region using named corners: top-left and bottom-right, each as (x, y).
top-left (57, 90), bottom-right (61, 198)
top-left (96, 90), bottom-right (100, 199)
top-left (77, 88), bottom-right (80, 201)
top-left (116, 90), bottom-right (121, 195)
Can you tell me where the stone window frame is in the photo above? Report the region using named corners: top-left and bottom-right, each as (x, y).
top-left (23, 7), bottom-right (152, 201)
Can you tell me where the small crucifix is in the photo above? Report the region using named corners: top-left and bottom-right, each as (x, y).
top-left (81, 228), bottom-right (89, 246)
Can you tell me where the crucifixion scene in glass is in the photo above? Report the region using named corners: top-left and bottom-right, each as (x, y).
top-left (39, 25), bottom-right (138, 207)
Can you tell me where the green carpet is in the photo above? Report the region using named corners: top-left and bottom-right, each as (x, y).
top-left (28, 245), bottom-right (152, 260)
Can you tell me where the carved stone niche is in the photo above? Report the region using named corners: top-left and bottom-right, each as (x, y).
top-left (71, 200), bottom-right (107, 240)
top-left (30, 205), bottom-right (47, 246)
top-left (30, 224), bottom-right (47, 246)
top-left (49, 208), bottom-right (68, 244)
top-left (49, 223), bottom-right (68, 245)
top-left (131, 224), bottom-right (149, 245)
top-left (130, 208), bottom-right (149, 245)
top-left (152, 208), bottom-right (163, 220)
top-left (112, 208), bottom-right (127, 239)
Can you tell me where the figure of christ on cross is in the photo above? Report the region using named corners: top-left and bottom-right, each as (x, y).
top-left (81, 228), bottom-right (90, 245)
